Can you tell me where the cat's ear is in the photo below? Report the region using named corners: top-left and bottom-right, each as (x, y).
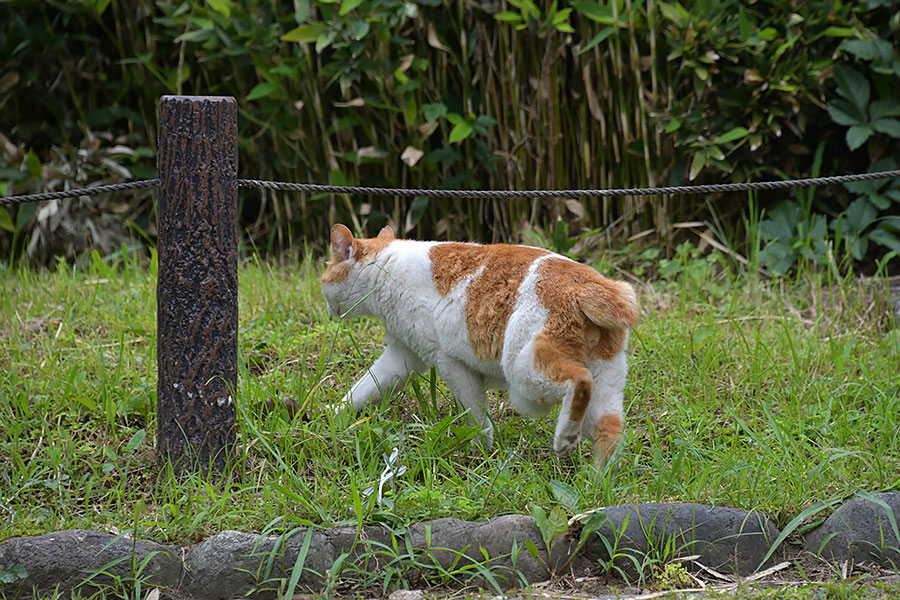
top-left (330, 224), bottom-right (355, 262)
top-left (377, 225), bottom-right (394, 239)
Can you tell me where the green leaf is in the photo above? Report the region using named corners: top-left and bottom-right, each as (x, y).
top-left (316, 31), bottom-right (334, 53)
top-left (495, 11), bottom-right (523, 23)
top-left (283, 528), bottom-right (314, 600)
top-left (421, 102), bottom-right (447, 123)
top-left (716, 127), bottom-right (749, 144)
top-left (339, 0), bottom-right (364, 16)
top-left (570, 0), bottom-right (615, 24)
top-left (73, 396), bottom-right (98, 411)
top-left (16, 202), bottom-right (35, 229)
top-left (757, 27), bottom-right (777, 41)
top-left (206, 0), bottom-right (232, 17)
top-left (872, 228), bottom-right (900, 252)
top-left (0, 207), bottom-right (14, 233)
top-left (845, 198), bottom-right (878, 235)
top-left (759, 218), bottom-right (793, 243)
top-left (822, 26), bottom-right (856, 38)
top-left (658, 1), bottom-right (689, 28)
top-left (530, 503), bottom-right (548, 538)
top-left (25, 150), bottom-right (41, 178)
top-left (449, 122), bottom-right (473, 143)
top-left (246, 82), bottom-right (279, 101)
top-left (774, 33), bottom-right (800, 60)
top-left (0, 565), bottom-right (27, 584)
top-left (472, 114), bottom-right (498, 136)
top-left (873, 118), bottom-right (900, 138)
top-left (549, 480), bottom-right (579, 513)
top-left (446, 113), bottom-right (467, 127)
top-left (738, 5), bottom-right (752, 42)
top-left (826, 99), bottom-right (867, 126)
top-left (125, 429), bottom-right (146, 454)
top-left (552, 7), bottom-right (573, 25)
top-left (403, 96), bottom-right (417, 127)
top-left (446, 114), bottom-right (473, 143)
top-left (688, 152), bottom-right (706, 181)
top-left (176, 29), bottom-right (214, 43)
top-left (579, 27), bottom-right (615, 54)
top-left (523, 537), bottom-right (541, 560)
top-left (839, 39), bottom-right (891, 62)
top-left (281, 23), bottom-right (328, 43)
top-left (763, 241), bottom-right (796, 275)
top-left (664, 118), bottom-right (681, 133)
top-left (546, 506), bottom-right (569, 545)
top-left (846, 125), bottom-right (873, 151)
top-left (427, 146), bottom-right (460, 170)
top-left (833, 65), bottom-right (869, 111)
top-left (869, 99), bottom-right (900, 121)
top-left (408, 196), bottom-right (429, 227)
top-left (94, 0), bottom-right (111, 15)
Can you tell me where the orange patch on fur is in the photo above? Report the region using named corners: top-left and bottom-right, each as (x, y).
top-left (591, 414), bottom-right (623, 462)
top-left (431, 244), bottom-right (548, 362)
top-left (463, 245), bottom-right (549, 361)
top-left (321, 225), bottom-right (397, 284)
top-left (321, 261), bottom-right (351, 283)
top-left (535, 259), bottom-right (637, 364)
top-left (429, 243), bottom-right (487, 296)
top-left (355, 236), bottom-right (394, 263)
top-left (533, 334), bottom-right (593, 422)
top-left (531, 259), bottom-right (638, 423)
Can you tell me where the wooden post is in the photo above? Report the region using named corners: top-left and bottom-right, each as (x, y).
top-left (156, 96), bottom-right (238, 476)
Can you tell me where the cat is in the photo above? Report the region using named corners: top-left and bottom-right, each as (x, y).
top-left (320, 223), bottom-right (639, 463)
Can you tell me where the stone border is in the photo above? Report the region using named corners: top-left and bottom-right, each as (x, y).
top-left (2, 494), bottom-right (898, 599)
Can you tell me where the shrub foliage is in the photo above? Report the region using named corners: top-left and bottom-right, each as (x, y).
top-left (1, 0), bottom-right (898, 267)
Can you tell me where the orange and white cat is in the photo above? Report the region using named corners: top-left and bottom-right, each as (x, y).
top-left (321, 224), bottom-right (639, 462)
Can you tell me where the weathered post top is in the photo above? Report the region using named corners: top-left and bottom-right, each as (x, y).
top-left (156, 95), bottom-right (238, 477)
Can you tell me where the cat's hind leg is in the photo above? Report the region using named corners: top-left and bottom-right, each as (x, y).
top-left (436, 356), bottom-right (494, 449)
top-left (583, 351), bottom-right (628, 464)
top-left (335, 338), bottom-right (425, 412)
top-left (533, 338), bottom-right (593, 456)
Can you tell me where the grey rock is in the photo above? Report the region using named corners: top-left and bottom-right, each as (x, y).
top-left (404, 515), bottom-right (558, 585)
top-left (582, 503), bottom-right (781, 576)
top-left (181, 528), bottom-right (332, 598)
top-left (804, 492), bottom-right (900, 566)
top-left (0, 505), bottom-right (787, 597)
top-left (0, 529), bottom-right (182, 599)
top-left (180, 525), bottom-right (394, 599)
top-left (387, 590), bottom-right (424, 600)
top-left (889, 277), bottom-right (900, 322)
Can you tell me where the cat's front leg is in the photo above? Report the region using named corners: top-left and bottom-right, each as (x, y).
top-left (436, 356), bottom-right (493, 449)
top-left (334, 340), bottom-right (425, 413)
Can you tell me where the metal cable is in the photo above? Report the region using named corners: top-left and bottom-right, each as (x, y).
top-left (3, 169), bottom-right (900, 207)
top-left (237, 169), bottom-right (900, 198)
top-left (0, 179), bottom-right (159, 207)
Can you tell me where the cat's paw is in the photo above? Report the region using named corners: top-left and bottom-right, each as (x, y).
top-left (553, 432), bottom-right (581, 456)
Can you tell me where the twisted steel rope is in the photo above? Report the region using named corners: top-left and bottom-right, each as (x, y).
top-left (0, 179), bottom-right (159, 207)
top-left (2, 170), bottom-right (900, 207)
top-left (237, 169), bottom-right (900, 198)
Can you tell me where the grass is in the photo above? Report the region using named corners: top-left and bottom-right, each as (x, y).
top-left (1, 241), bottom-right (899, 596)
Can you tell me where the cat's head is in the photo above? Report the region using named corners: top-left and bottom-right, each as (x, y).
top-left (320, 223), bottom-right (394, 318)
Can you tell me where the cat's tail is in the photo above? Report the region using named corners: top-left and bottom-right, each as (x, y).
top-left (579, 279), bottom-right (639, 328)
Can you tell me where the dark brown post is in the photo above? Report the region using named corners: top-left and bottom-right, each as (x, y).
top-left (156, 95), bottom-right (238, 476)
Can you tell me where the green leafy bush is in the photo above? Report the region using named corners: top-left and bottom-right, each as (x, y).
top-left (1, 0), bottom-right (898, 271)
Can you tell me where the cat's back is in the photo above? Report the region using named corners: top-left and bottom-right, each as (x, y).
top-left (428, 241), bottom-right (637, 365)
top-left (429, 242), bottom-right (551, 363)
